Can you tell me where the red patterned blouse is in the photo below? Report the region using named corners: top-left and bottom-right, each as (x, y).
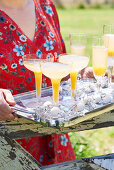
top-left (0, 0), bottom-right (76, 165)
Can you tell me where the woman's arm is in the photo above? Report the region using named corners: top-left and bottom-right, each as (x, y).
top-left (0, 89), bottom-right (17, 121)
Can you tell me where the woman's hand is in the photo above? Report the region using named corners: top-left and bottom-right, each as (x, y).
top-left (81, 67), bottom-right (114, 81)
top-left (0, 89), bottom-right (17, 121)
top-left (81, 67), bottom-right (94, 79)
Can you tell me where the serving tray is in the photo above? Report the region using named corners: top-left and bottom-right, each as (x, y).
top-left (13, 79), bottom-right (114, 128)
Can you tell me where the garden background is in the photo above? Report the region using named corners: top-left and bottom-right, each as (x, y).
top-left (53, 1), bottom-right (114, 159)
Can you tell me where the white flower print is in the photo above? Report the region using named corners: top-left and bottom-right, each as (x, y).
top-left (19, 35), bottom-right (27, 42)
top-left (49, 31), bottom-right (54, 38)
top-left (45, 6), bottom-right (54, 16)
top-left (36, 49), bottom-right (42, 58)
top-left (11, 63), bottom-right (17, 69)
top-left (19, 59), bottom-right (23, 65)
top-left (13, 45), bottom-right (24, 56)
top-left (44, 40), bottom-right (54, 51)
top-left (0, 32), bottom-right (3, 36)
top-left (61, 134), bottom-right (68, 146)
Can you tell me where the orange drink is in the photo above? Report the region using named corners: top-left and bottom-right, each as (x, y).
top-left (23, 54), bottom-right (44, 98)
top-left (59, 54), bottom-right (89, 97)
top-left (41, 62), bottom-right (70, 103)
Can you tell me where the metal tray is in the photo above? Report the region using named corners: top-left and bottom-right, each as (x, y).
top-left (13, 79), bottom-right (114, 128)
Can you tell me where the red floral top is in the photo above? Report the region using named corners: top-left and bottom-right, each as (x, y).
top-left (0, 0), bottom-right (76, 165)
top-left (0, 0), bottom-right (66, 94)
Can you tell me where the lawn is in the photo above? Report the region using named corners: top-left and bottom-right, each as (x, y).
top-left (57, 7), bottom-right (114, 159)
top-left (57, 8), bottom-right (114, 65)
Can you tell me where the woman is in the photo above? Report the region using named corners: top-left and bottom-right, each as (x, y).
top-left (0, 0), bottom-right (76, 165)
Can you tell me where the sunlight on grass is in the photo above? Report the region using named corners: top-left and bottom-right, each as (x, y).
top-left (57, 8), bottom-right (114, 66)
top-left (69, 127), bottom-right (114, 159)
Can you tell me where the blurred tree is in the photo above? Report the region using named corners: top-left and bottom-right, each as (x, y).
top-left (52, 0), bottom-right (113, 7)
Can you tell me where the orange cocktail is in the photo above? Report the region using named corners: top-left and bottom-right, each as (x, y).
top-left (92, 37), bottom-right (108, 90)
top-left (41, 62), bottom-right (70, 103)
top-left (59, 54), bottom-right (89, 97)
top-left (23, 54), bottom-right (43, 98)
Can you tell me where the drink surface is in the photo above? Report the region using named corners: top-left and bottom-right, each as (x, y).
top-left (70, 45), bottom-right (86, 56)
top-left (41, 62), bottom-right (70, 79)
top-left (23, 59), bottom-right (41, 72)
top-left (59, 54), bottom-right (89, 72)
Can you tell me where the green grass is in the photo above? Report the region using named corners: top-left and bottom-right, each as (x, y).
top-left (57, 8), bottom-right (114, 159)
top-left (69, 127), bottom-right (114, 159)
top-left (57, 8), bottom-right (114, 65)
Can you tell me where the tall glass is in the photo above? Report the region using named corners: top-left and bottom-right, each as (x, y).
top-left (59, 54), bottom-right (89, 98)
top-left (103, 24), bottom-right (114, 86)
top-left (69, 33), bottom-right (87, 56)
top-left (41, 61), bottom-right (70, 104)
top-left (92, 37), bottom-right (108, 90)
top-left (23, 54), bottom-right (44, 99)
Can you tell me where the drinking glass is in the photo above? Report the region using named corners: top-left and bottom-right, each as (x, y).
top-left (103, 24), bottom-right (114, 86)
top-left (41, 61), bottom-right (70, 104)
top-left (69, 33), bottom-right (87, 56)
top-left (59, 54), bottom-right (89, 98)
top-left (92, 37), bottom-right (108, 90)
top-left (23, 54), bottom-right (45, 99)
